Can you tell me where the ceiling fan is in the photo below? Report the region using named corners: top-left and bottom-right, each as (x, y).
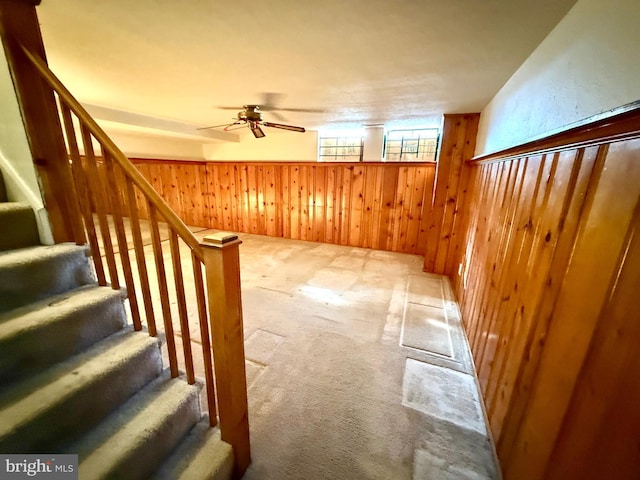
top-left (198, 104), bottom-right (306, 138)
top-left (199, 93), bottom-right (323, 138)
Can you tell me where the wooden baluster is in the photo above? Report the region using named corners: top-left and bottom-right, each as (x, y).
top-left (76, 126), bottom-right (107, 285)
top-left (124, 178), bottom-right (157, 336)
top-left (201, 232), bottom-right (251, 478)
top-left (169, 229), bottom-right (195, 384)
top-left (55, 100), bottom-right (87, 246)
top-left (80, 133), bottom-right (120, 290)
top-left (147, 201), bottom-right (179, 377)
top-left (192, 251), bottom-right (218, 426)
top-left (59, 104), bottom-right (105, 284)
top-left (103, 153), bottom-right (142, 331)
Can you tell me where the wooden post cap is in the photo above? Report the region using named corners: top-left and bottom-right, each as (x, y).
top-left (202, 231), bottom-right (240, 246)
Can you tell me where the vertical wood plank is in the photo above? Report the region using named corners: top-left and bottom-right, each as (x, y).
top-left (325, 165), bottom-right (336, 244)
top-left (424, 113), bottom-right (480, 273)
top-left (105, 160), bottom-right (438, 254)
top-left (290, 165), bottom-right (301, 240)
top-left (281, 165), bottom-right (291, 238)
top-left (504, 140), bottom-right (640, 479)
top-left (378, 166), bottom-right (399, 251)
top-left (314, 166), bottom-right (327, 243)
top-left (340, 166), bottom-right (352, 246)
top-left (370, 166), bottom-right (384, 251)
top-left (349, 165), bottom-right (365, 247)
top-left (334, 166), bottom-right (344, 244)
top-left (545, 197), bottom-right (640, 479)
top-left (256, 165), bottom-right (266, 235)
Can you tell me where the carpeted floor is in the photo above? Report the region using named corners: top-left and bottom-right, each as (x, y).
top-left (236, 234), bottom-right (499, 480)
top-left (104, 220), bottom-right (500, 479)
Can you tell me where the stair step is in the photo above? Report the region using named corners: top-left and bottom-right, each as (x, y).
top-left (0, 329), bottom-right (162, 453)
top-left (152, 418), bottom-right (233, 480)
top-left (0, 243), bottom-right (95, 314)
top-left (69, 371), bottom-right (201, 480)
top-left (0, 202), bottom-right (39, 251)
top-left (0, 285), bottom-right (128, 384)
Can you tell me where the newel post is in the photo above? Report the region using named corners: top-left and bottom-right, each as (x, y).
top-left (200, 232), bottom-right (251, 478)
top-left (0, 0), bottom-right (83, 243)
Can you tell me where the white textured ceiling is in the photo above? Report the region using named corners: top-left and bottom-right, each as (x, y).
top-left (36, 0), bottom-right (577, 140)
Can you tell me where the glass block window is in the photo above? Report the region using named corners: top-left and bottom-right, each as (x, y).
top-left (318, 134), bottom-right (364, 162)
top-left (384, 128), bottom-right (439, 162)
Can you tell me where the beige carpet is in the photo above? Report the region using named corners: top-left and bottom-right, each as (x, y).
top-left (236, 234), bottom-right (499, 479)
top-left (103, 220), bottom-right (500, 479)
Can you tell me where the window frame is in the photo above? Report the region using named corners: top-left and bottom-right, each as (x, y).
top-left (318, 134), bottom-right (365, 162)
top-left (383, 128), bottom-right (440, 163)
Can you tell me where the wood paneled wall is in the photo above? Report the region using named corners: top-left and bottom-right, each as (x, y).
top-left (448, 104), bottom-right (640, 479)
top-left (129, 160), bottom-right (436, 255)
top-left (424, 113), bottom-right (480, 273)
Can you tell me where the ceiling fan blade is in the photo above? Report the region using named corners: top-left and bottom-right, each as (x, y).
top-left (250, 124), bottom-right (266, 138)
top-left (263, 122), bottom-right (306, 133)
top-left (224, 122), bottom-right (248, 131)
top-left (260, 92), bottom-right (285, 110)
top-left (258, 93), bottom-right (325, 115)
top-left (196, 121), bottom-right (244, 130)
top-left (272, 107), bottom-right (326, 114)
top-left (267, 110), bottom-right (287, 122)
top-left (197, 121), bottom-right (239, 130)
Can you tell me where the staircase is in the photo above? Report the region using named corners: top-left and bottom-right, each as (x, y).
top-left (0, 169), bottom-right (234, 479)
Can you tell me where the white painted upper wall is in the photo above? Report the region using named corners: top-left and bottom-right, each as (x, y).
top-left (106, 131), bottom-right (207, 161)
top-left (203, 130), bottom-right (319, 161)
top-left (475, 0), bottom-right (640, 156)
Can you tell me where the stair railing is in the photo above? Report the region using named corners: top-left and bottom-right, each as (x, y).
top-left (18, 44), bottom-right (250, 476)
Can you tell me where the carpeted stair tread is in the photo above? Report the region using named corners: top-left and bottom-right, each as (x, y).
top-left (0, 285), bottom-right (128, 384)
top-left (69, 371), bottom-right (201, 480)
top-left (0, 202), bottom-right (39, 251)
top-left (0, 243), bottom-right (94, 313)
top-left (152, 418), bottom-right (233, 480)
top-left (0, 329), bottom-right (162, 453)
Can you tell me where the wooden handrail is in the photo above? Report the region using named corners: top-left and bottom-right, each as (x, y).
top-left (19, 43), bottom-right (203, 258)
top-left (18, 39), bottom-right (251, 477)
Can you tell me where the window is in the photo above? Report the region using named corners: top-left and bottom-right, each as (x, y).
top-left (384, 128), bottom-right (439, 162)
top-left (318, 131), bottom-right (364, 162)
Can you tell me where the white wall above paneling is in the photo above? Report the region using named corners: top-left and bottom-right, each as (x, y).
top-left (203, 130), bottom-right (319, 162)
top-left (36, 0), bottom-right (576, 159)
top-left (476, 0), bottom-right (640, 156)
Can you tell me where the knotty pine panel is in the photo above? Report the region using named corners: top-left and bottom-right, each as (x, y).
top-left (204, 162), bottom-right (436, 254)
top-left (449, 104), bottom-right (640, 479)
top-left (125, 159), bottom-right (208, 226)
top-left (128, 160), bottom-right (436, 255)
top-left (503, 140), bottom-right (640, 480)
top-left (545, 187), bottom-right (640, 480)
top-left (424, 113), bottom-right (480, 274)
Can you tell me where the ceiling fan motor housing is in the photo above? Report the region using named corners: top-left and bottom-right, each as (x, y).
top-left (238, 105), bottom-right (263, 122)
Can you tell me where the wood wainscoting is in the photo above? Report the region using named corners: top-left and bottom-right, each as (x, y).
top-left (447, 104), bottom-right (640, 479)
top-left (127, 160), bottom-right (436, 255)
